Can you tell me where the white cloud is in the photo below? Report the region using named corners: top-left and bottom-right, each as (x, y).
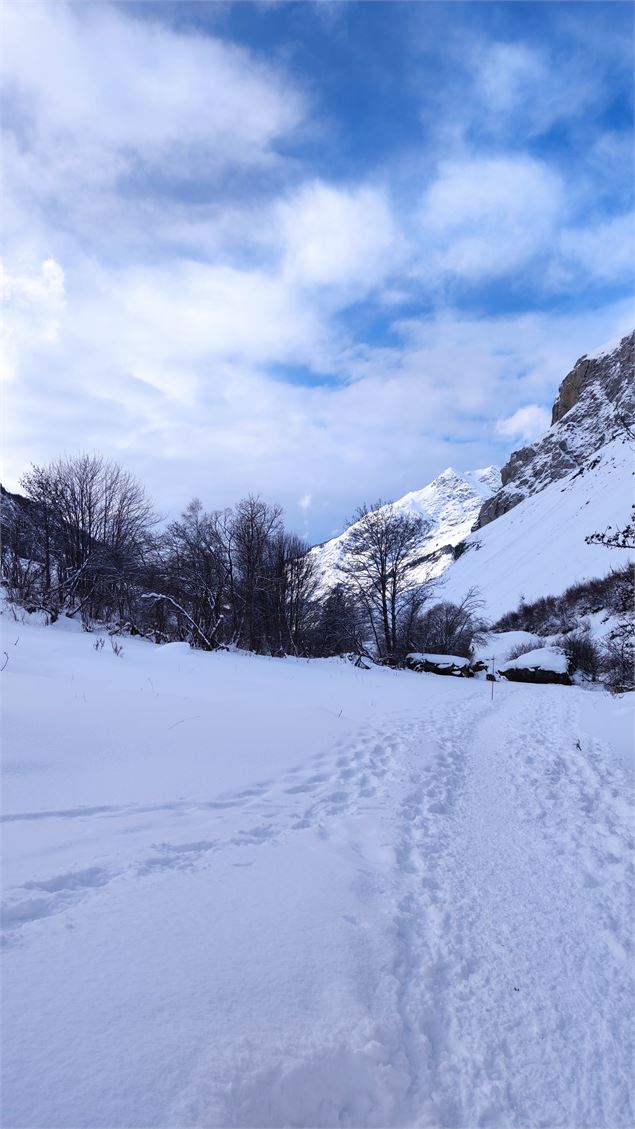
top-left (0, 258), bottom-right (66, 382)
top-left (553, 212), bottom-right (635, 288)
top-left (468, 40), bottom-right (601, 139)
top-left (496, 405), bottom-right (551, 443)
top-left (98, 261), bottom-right (332, 373)
top-left (3, 269), bottom-right (630, 539)
top-left (1, 3), bottom-right (305, 182)
top-left (278, 181), bottom-right (401, 294)
top-left (418, 156), bottom-right (562, 281)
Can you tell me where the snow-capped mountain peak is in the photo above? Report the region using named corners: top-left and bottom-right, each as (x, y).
top-left (310, 464), bottom-right (501, 591)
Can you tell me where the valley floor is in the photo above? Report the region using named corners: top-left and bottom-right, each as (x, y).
top-left (1, 615), bottom-right (634, 1128)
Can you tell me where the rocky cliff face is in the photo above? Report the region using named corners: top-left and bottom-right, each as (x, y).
top-left (476, 330), bottom-right (634, 529)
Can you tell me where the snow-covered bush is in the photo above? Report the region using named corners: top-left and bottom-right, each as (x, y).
top-left (555, 630), bottom-right (602, 680)
top-left (505, 640), bottom-right (540, 663)
top-left (600, 625), bottom-right (634, 693)
top-left (492, 567), bottom-right (633, 636)
top-left (408, 588), bottom-right (488, 659)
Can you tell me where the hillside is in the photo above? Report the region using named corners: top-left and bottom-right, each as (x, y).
top-left (439, 437), bottom-right (633, 620)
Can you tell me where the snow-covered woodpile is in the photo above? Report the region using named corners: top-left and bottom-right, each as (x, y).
top-left (406, 653), bottom-right (484, 677)
top-left (499, 647), bottom-right (572, 685)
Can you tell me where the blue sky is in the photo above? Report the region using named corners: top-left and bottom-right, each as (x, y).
top-left (2, 1), bottom-right (633, 540)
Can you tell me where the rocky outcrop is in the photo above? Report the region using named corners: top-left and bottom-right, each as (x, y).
top-left (476, 331), bottom-right (634, 529)
top-left (551, 332), bottom-right (634, 424)
top-left (499, 645), bottom-right (572, 685)
top-left (500, 666), bottom-right (572, 686)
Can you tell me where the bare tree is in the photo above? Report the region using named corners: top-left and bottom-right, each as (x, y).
top-left (19, 454), bottom-right (156, 622)
top-left (412, 588), bottom-right (487, 658)
top-left (158, 499), bottom-right (231, 648)
top-left (585, 505), bottom-right (635, 550)
top-left (339, 501), bottom-right (429, 659)
top-left (313, 583), bottom-right (363, 657)
top-left (260, 531), bottom-right (318, 654)
top-left (230, 496), bottom-right (283, 651)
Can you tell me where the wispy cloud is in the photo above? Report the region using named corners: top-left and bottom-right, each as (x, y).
top-left (2, 3), bottom-right (305, 179)
top-left (416, 156), bottom-right (563, 283)
top-left (496, 405), bottom-right (551, 444)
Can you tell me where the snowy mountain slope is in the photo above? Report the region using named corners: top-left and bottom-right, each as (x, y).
top-left (439, 437), bottom-right (634, 621)
top-left (1, 610), bottom-right (633, 1128)
top-left (477, 329), bottom-right (634, 528)
top-left (310, 465), bottom-right (501, 591)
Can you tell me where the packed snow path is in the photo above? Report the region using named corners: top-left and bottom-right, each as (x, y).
top-left (2, 623), bottom-right (633, 1127)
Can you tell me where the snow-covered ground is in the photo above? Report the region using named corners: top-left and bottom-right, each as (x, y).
top-left (1, 611), bottom-right (634, 1128)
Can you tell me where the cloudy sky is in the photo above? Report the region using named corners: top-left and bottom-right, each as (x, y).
top-left (1, 1), bottom-right (633, 541)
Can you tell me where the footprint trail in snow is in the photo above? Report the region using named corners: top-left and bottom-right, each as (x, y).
top-left (2, 674), bottom-right (633, 1129)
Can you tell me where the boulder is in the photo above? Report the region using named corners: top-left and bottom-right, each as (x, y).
top-left (501, 667), bottom-right (572, 686)
top-left (499, 647), bottom-right (572, 686)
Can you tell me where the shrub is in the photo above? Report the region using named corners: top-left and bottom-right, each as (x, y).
top-left (492, 568), bottom-right (634, 637)
top-left (600, 625), bottom-right (634, 693)
top-left (408, 588), bottom-right (487, 659)
top-left (556, 630), bottom-right (601, 680)
top-left (504, 641), bottom-right (538, 662)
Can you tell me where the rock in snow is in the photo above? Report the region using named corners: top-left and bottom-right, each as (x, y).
top-left (501, 647), bottom-right (568, 674)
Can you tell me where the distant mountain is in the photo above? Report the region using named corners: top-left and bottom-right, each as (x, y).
top-left (310, 465), bottom-right (501, 591)
top-left (0, 485), bottom-right (42, 562)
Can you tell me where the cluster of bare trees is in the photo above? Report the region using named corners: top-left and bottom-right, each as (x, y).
top-left (3, 456), bottom-right (155, 626)
top-left (143, 496), bottom-right (320, 654)
top-left (2, 454), bottom-right (488, 662)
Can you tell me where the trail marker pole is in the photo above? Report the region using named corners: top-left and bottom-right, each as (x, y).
top-left (491, 656), bottom-right (495, 702)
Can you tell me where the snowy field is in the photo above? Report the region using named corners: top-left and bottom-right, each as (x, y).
top-left (1, 611), bottom-right (634, 1128)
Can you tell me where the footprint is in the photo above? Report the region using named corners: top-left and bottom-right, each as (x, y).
top-left (23, 866), bottom-right (109, 893)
